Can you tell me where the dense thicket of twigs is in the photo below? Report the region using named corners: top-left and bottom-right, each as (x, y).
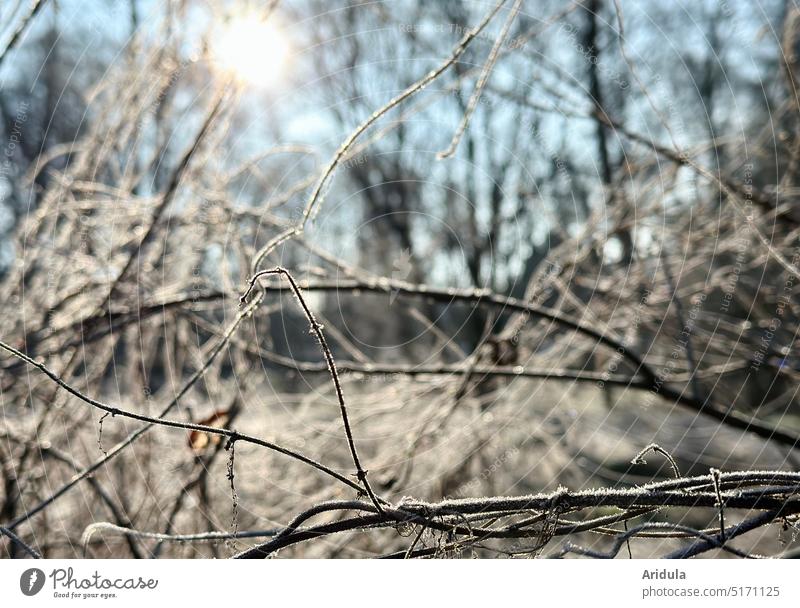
top-left (2, 0), bottom-right (800, 559)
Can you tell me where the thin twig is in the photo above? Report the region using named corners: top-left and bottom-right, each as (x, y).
top-left (242, 267), bottom-right (383, 512)
top-left (437, 0), bottom-right (523, 159)
top-left (632, 443), bottom-right (682, 479)
top-left (248, 0), bottom-right (509, 273)
top-left (0, 525), bottom-right (42, 559)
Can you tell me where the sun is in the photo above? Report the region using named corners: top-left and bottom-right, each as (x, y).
top-left (213, 16), bottom-right (291, 87)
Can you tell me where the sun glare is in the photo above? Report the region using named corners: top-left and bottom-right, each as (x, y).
top-left (213, 17), bottom-right (290, 87)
